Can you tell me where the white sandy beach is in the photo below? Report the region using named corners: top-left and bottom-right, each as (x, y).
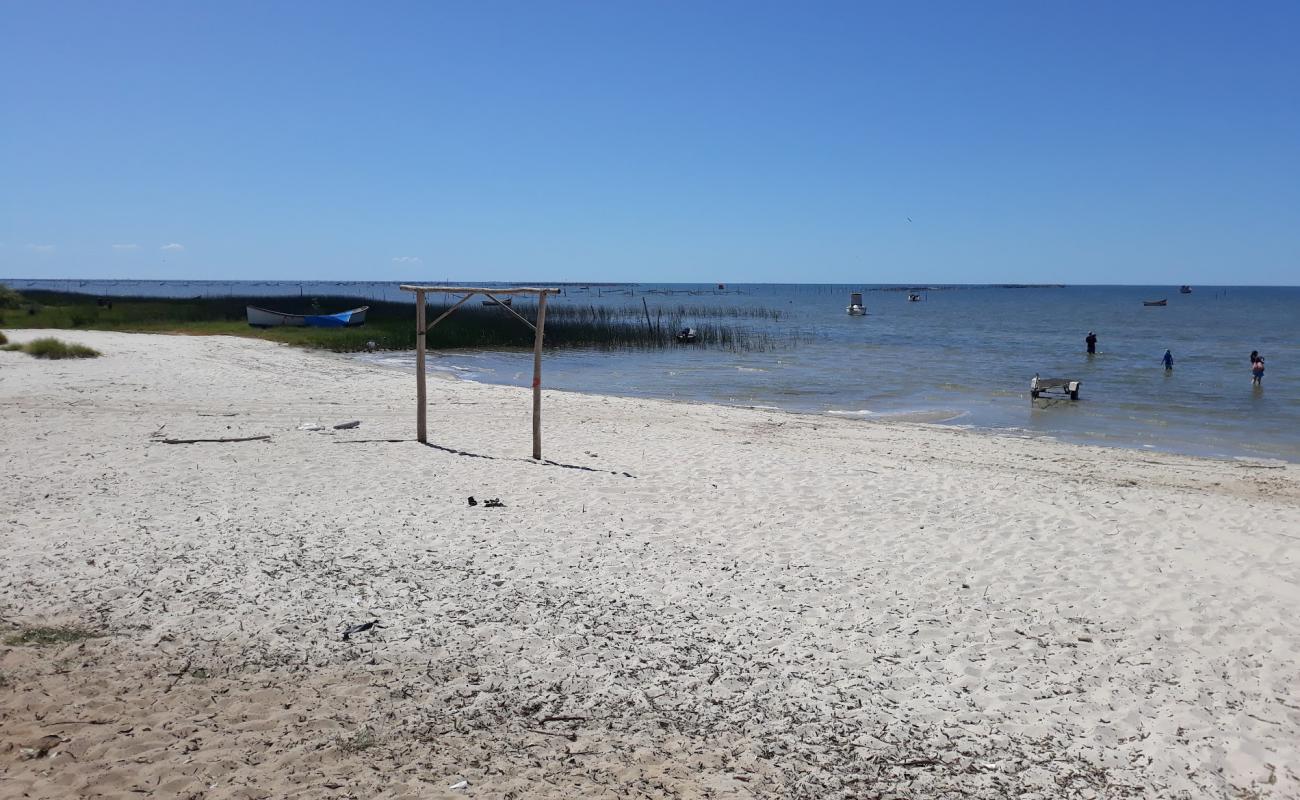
top-left (1, 330), bottom-right (1298, 799)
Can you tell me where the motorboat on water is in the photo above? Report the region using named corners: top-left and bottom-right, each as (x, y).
top-left (846, 291), bottom-right (867, 315)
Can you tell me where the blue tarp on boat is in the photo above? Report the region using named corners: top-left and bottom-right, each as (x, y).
top-left (304, 310), bottom-right (357, 327)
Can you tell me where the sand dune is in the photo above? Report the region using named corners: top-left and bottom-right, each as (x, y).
top-left (1, 330), bottom-right (1297, 798)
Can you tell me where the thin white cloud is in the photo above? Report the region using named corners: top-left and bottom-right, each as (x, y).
top-left (392, 256), bottom-right (422, 264)
top-left (26, 243), bottom-right (56, 253)
top-left (112, 243), bottom-right (141, 251)
top-left (160, 242), bottom-right (185, 252)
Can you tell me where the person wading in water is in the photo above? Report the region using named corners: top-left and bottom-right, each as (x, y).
top-left (1086, 331), bottom-right (1098, 355)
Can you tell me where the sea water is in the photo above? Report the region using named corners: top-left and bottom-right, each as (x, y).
top-left (7, 279), bottom-right (1298, 462)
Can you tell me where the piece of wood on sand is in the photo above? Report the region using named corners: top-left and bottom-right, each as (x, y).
top-left (156, 435), bottom-right (271, 445)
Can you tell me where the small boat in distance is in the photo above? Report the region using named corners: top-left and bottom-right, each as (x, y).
top-left (1179, 285), bottom-right (1192, 294)
top-left (907, 292), bottom-right (923, 302)
top-left (481, 297), bottom-right (512, 307)
top-left (1143, 299), bottom-right (1168, 307)
top-left (247, 305), bottom-right (368, 328)
top-left (847, 291), bottom-right (867, 315)
top-left (675, 327), bottom-right (698, 343)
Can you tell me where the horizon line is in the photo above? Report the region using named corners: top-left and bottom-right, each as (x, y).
top-left (3, 276), bottom-right (1297, 289)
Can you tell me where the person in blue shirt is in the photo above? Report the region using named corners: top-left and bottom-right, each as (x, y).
top-left (1162, 350), bottom-right (1174, 370)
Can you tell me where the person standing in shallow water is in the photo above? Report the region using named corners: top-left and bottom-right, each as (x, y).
top-left (1086, 331), bottom-right (1097, 354)
top-left (1252, 353), bottom-right (1265, 385)
top-left (1162, 350), bottom-right (1174, 370)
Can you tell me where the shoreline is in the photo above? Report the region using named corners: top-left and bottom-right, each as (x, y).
top-left (367, 348), bottom-right (1298, 467)
top-left (2, 330), bottom-right (1298, 798)
top-left (8, 282), bottom-right (1298, 465)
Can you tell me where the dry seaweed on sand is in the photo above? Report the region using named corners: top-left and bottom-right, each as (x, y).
top-left (4, 624), bottom-right (99, 647)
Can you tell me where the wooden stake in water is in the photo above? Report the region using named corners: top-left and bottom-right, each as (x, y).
top-left (642, 297), bottom-right (654, 338)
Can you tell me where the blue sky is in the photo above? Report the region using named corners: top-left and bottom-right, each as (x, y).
top-left (2, 1), bottom-right (1297, 284)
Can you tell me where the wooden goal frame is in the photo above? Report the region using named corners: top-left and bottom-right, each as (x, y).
top-left (399, 285), bottom-right (560, 459)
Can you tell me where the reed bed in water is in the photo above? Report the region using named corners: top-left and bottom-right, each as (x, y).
top-left (5, 289), bottom-right (788, 353)
top-left (546, 303), bottom-right (783, 322)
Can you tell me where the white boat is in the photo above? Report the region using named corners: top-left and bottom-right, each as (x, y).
top-left (247, 305), bottom-right (368, 328)
top-left (846, 291), bottom-right (867, 315)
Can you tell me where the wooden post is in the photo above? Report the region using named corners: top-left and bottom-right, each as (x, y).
top-left (532, 291), bottom-right (548, 460)
top-left (415, 290), bottom-right (427, 443)
top-left (642, 296), bottom-right (654, 337)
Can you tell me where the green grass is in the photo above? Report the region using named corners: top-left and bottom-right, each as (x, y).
top-left (0, 283), bottom-right (23, 310)
top-left (0, 286), bottom-right (789, 352)
top-left (0, 336), bottom-right (103, 359)
top-left (4, 625), bottom-right (99, 647)
top-left (16, 337), bottom-right (102, 359)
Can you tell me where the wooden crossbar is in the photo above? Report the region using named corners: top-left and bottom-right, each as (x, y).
top-left (400, 285), bottom-right (559, 295)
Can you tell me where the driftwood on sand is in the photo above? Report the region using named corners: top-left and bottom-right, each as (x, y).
top-left (156, 435), bottom-right (271, 445)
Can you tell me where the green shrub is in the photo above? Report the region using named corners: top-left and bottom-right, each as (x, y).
top-left (0, 283), bottom-right (23, 310)
top-left (21, 338), bottom-right (102, 359)
top-left (338, 726), bottom-right (380, 753)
